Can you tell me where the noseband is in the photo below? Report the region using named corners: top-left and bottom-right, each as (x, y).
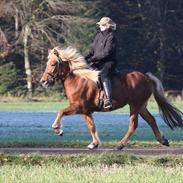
top-left (49, 61), bottom-right (61, 81)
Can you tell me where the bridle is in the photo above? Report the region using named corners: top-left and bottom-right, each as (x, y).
top-left (47, 50), bottom-right (72, 82)
top-left (47, 49), bottom-right (90, 82)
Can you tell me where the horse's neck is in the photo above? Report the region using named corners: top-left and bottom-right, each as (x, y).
top-left (63, 74), bottom-right (77, 87)
top-left (63, 75), bottom-right (97, 102)
top-left (63, 75), bottom-right (82, 94)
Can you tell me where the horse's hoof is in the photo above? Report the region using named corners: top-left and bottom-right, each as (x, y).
top-left (161, 136), bottom-right (169, 146)
top-left (114, 144), bottom-right (125, 151)
top-left (57, 129), bottom-right (63, 136)
top-left (52, 127), bottom-right (63, 136)
top-left (87, 143), bottom-right (99, 150)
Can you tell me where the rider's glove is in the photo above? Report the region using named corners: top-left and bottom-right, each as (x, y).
top-left (88, 56), bottom-right (97, 63)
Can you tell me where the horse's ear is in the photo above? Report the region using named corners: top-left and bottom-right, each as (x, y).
top-left (53, 49), bottom-right (59, 57)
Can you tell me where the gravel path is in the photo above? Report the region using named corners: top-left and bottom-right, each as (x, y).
top-left (0, 147), bottom-right (183, 155)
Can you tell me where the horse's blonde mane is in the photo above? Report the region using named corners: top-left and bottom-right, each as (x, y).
top-left (53, 46), bottom-right (99, 83)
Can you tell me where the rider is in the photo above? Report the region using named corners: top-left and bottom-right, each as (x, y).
top-left (85, 17), bottom-right (117, 109)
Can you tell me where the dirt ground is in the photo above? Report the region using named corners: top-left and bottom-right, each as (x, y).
top-left (0, 147), bottom-right (183, 155)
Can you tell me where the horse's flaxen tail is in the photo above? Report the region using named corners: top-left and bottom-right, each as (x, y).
top-left (146, 72), bottom-right (183, 130)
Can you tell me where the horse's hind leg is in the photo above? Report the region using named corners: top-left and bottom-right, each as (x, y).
top-left (140, 108), bottom-right (169, 146)
top-left (82, 114), bottom-right (101, 150)
top-left (116, 106), bottom-right (138, 150)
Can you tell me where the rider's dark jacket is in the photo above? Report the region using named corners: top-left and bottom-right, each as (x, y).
top-left (85, 29), bottom-right (117, 70)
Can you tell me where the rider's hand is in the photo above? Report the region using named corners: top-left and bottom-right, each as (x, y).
top-left (84, 54), bottom-right (90, 60)
top-left (88, 56), bottom-right (97, 63)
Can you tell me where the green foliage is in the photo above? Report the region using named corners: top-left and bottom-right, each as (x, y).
top-left (33, 81), bottom-right (66, 100)
top-left (0, 61), bottom-right (18, 94)
top-left (97, 0), bottom-right (183, 89)
top-left (0, 0), bottom-right (183, 96)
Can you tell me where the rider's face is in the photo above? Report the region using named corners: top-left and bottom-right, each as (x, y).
top-left (99, 24), bottom-right (110, 31)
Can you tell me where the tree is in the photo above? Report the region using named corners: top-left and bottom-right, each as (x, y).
top-left (0, 0), bottom-right (97, 98)
top-left (96, 0), bottom-right (183, 90)
top-left (1, 0), bottom-right (182, 96)
top-left (0, 28), bottom-right (12, 58)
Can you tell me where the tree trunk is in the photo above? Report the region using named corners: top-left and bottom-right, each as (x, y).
top-left (15, 8), bottom-right (19, 38)
top-left (23, 24), bottom-right (32, 99)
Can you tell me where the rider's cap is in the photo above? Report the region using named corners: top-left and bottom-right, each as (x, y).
top-left (96, 17), bottom-right (115, 26)
top-left (96, 17), bottom-right (116, 30)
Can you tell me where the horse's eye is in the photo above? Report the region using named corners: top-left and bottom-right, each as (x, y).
top-left (51, 63), bottom-right (56, 66)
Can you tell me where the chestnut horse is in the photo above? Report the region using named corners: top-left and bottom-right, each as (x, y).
top-left (40, 47), bottom-right (183, 150)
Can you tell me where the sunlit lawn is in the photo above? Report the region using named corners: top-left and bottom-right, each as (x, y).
top-left (0, 99), bottom-right (182, 112)
top-left (1, 153), bottom-right (183, 183)
top-left (1, 164), bottom-right (183, 183)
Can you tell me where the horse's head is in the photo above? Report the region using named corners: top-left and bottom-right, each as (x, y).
top-left (40, 48), bottom-right (70, 87)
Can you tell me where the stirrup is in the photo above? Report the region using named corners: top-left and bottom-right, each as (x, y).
top-left (104, 99), bottom-right (112, 109)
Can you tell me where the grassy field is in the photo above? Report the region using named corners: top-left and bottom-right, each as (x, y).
top-left (0, 99), bottom-right (182, 112)
top-left (0, 101), bottom-right (69, 112)
top-left (1, 164), bottom-right (183, 183)
top-left (0, 99), bottom-right (182, 148)
top-left (0, 153), bottom-right (183, 183)
top-left (0, 99), bottom-right (182, 182)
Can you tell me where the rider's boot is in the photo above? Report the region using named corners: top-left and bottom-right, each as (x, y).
top-left (102, 78), bottom-right (112, 109)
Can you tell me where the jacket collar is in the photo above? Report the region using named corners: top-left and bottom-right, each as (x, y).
top-left (101, 28), bottom-right (112, 36)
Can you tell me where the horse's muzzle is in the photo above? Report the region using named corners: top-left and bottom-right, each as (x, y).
top-left (41, 80), bottom-right (49, 88)
top-left (41, 79), bottom-right (55, 88)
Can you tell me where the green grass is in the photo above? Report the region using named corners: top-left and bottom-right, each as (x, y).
top-left (0, 99), bottom-right (182, 149)
top-left (1, 153), bottom-right (183, 167)
top-left (1, 153), bottom-right (183, 183)
top-left (0, 101), bottom-right (69, 112)
top-left (0, 100), bottom-right (129, 112)
top-left (1, 164), bottom-right (183, 183)
top-left (0, 100), bottom-right (182, 112)
top-left (0, 99), bottom-right (182, 183)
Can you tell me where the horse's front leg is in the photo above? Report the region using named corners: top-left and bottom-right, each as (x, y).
top-left (82, 114), bottom-right (101, 150)
top-left (52, 105), bottom-right (80, 135)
